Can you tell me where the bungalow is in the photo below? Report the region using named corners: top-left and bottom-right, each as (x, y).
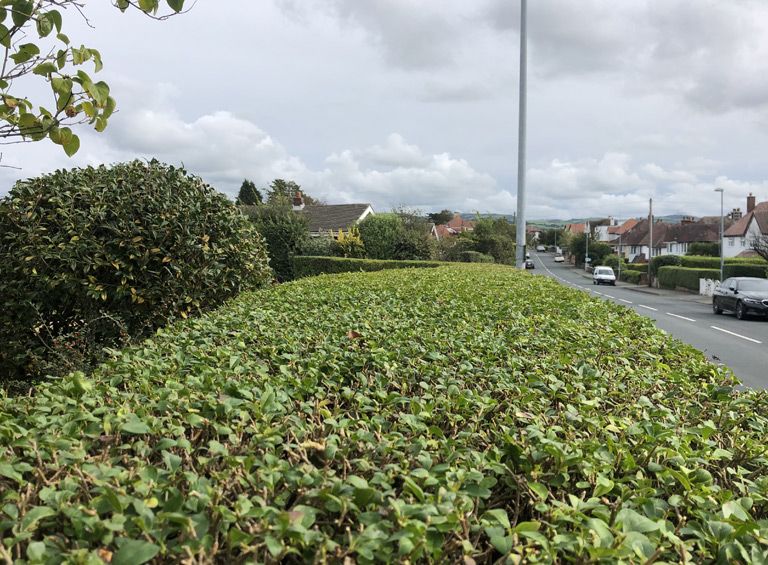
top-left (293, 192), bottom-right (374, 236)
top-left (621, 217), bottom-right (728, 263)
top-left (723, 194), bottom-right (768, 258)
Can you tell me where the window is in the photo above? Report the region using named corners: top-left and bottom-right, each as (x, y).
top-left (741, 238), bottom-right (746, 247)
top-left (729, 238), bottom-right (735, 247)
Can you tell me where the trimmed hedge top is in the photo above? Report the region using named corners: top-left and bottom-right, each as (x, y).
top-left (292, 255), bottom-right (444, 278)
top-left (1, 265), bottom-right (767, 562)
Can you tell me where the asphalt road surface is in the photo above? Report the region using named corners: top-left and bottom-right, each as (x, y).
top-left (533, 253), bottom-right (768, 389)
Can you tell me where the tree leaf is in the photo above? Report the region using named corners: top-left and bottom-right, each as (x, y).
top-left (112, 539), bottom-right (160, 565)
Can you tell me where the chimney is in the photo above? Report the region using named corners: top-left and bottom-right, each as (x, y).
top-left (747, 193), bottom-right (756, 213)
top-left (730, 208), bottom-right (743, 221)
top-left (292, 190), bottom-right (305, 211)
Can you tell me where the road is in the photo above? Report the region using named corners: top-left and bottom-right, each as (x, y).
top-left (533, 253), bottom-right (768, 389)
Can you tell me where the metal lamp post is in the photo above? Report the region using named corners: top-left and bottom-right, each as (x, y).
top-left (715, 188), bottom-right (724, 281)
top-left (515, 0), bottom-right (528, 269)
top-left (585, 221), bottom-right (590, 271)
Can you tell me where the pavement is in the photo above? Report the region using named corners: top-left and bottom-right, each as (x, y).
top-left (534, 252), bottom-right (768, 389)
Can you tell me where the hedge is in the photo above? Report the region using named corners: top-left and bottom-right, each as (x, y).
top-left (650, 254), bottom-right (682, 276)
top-left (657, 266), bottom-right (721, 291)
top-left (458, 250), bottom-right (495, 263)
top-left (3, 265), bottom-right (768, 562)
top-left (723, 264), bottom-right (768, 279)
top-left (292, 255), bottom-right (443, 278)
top-left (681, 255), bottom-right (767, 269)
top-left (619, 269), bottom-right (644, 284)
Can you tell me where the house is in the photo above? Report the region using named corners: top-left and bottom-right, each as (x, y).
top-left (621, 216), bottom-right (728, 263)
top-left (564, 222), bottom-right (586, 236)
top-left (723, 193), bottom-right (768, 258)
top-left (293, 192), bottom-right (374, 236)
top-left (432, 213), bottom-right (475, 240)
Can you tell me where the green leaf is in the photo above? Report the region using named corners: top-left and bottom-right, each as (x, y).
top-left (484, 508), bottom-right (510, 529)
top-left (61, 132), bottom-right (80, 156)
top-left (594, 476), bottom-right (615, 498)
top-left (722, 500), bottom-right (751, 522)
top-left (616, 508), bottom-right (659, 533)
top-left (11, 0), bottom-right (34, 27)
top-left (11, 43), bottom-right (40, 64)
top-left (121, 416), bottom-right (150, 435)
top-left (33, 62), bottom-right (58, 76)
top-left (27, 541), bottom-right (46, 561)
top-left (112, 539), bottom-right (160, 565)
top-left (21, 506), bottom-right (56, 531)
top-left (0, 462), bottom-right (23, 483)
top-left (167, 0), bottom-right (185, 12)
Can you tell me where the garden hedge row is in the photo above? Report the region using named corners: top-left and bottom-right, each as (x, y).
top-left (650, 254), bottom-right (767, 277)
top-left (292, 255), bottom-right (443, 278)
top-left (657, 266), bottom-right (721, 291)
top-left (723, 264), bottom-right (768, 279)
top-left (1, 264), bottom-right (767, 562)
top-left (458, 251), bottom-right (495, 263)
top-left (619, 269), bottom-right (644, 284)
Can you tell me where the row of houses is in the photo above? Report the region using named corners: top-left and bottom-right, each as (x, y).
top-left (562, 193), bottom-right (768, 263)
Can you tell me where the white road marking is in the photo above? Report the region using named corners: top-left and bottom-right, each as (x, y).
top-left (638, 304), bottom-right (658, 311)
top-left (667, 312), bottom-right (696, 322)
top-left (593, 291), bottom-right (603, 296)
top-left (603, 294), bottom-right (615, 299)
top-left (710, 325), bottom-right (762, 344)
top-left (618, 298), bottom-right (633, 304)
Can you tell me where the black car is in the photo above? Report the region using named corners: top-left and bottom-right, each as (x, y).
top-left (524, 260), bottom-right (535, 269)
top-left (712, 277), bottom-right (768, 320)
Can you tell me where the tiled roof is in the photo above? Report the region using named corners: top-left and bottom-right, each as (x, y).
top-left (301, 204), bottom-right (372, 233)
top-left (446, 213), bottom-right (474, 231)
top-left (565, 223), bottom-right (585, 234)
top-left (621, 219), bottom-right (722, 246)
top-left (724, 202), bottom-right (768, 237)
top-left (608, 218), bottom-right (639, 235)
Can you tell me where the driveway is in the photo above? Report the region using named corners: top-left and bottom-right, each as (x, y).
top-left (533, 253), bottom-right (768, 389)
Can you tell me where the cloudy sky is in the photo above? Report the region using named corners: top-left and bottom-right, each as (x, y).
top-left (2, 0), bottom-right (768, 219)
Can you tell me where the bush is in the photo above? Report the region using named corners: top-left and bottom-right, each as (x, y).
top-left (292, 255), bottom-right (443, 278)
top-left (680, 255), bottom-right (766, 269)
top-left (440, 237), bottom-right (478, 262)
top-left (458, 251), bottom-right (495, 263)
top-left (650, 254), bottom-right (682, 276)
top-left (299, 235), bottom-right (336, 257)
top-left (620, 269), bottom-right (643, 284)
top-left (2, 265), bottom-right (765, 562)
top-left (242, 204), bottom-right (308, 282)
top-left (657, 266), bottom-right (720, 291)
top-left (332, 225), bottom-right (366, 258)
top-left (687, 242), bottom-right (720, 257)
top-left (0, 160), bottom-right (272, 383)
top-left (358, 214), bottom-right (403, 260)
top-left (723, 264), bottom-right (768, 279)
top-left (600, 254), bottom-right (625, 269)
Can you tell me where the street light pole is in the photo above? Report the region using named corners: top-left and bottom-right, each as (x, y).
top-left (585, 221), bottom-right (590, 271)
top-left (715, 188), bottom-right (724, 281)
top-left (648, 198), bottom-right (653, 286)
top-left (515, 0), bottom-right (528, 269)
top-left (618, 232), bottom-right (622, 281)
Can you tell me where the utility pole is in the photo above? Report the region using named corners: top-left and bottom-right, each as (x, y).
top-left (618, 232), bottom-right (622, 281)
top-left (515, 0), bottom-right (528, 269)
top-left (585, 221), bottom-right (590, 271)
top-left (648, 198), bottom-right (653, 286)
top-left (715, 188), bottom-right (724, 281)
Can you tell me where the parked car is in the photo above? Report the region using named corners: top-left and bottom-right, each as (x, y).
top-left (524, 259), bottom-right (535, 269)
top-left (593, 266), bottom-right (616, 286)
top-left (536, 245), bottom-right (546, 252)
top-left (712, 277), bottom-right (768, 320)
top-left (553, 255), bottom-right (565, 263)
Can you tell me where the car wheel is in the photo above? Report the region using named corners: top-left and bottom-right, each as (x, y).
top-left (736, 301), bottom-right (747, 320)
top-left (713, 300), bottom-right (723, 315)
top-left (611, 281), bottom-right (616, 286)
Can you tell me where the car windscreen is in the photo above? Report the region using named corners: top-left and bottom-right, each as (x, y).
top-left (738, 280), bottom-right (768, 292)
top-left (596, 268), bottom-right (613, 275)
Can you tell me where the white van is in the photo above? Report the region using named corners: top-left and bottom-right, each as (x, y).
top-left (593, 266), bottom-right (616, 286)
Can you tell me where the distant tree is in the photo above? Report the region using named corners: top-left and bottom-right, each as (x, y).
top-left (471, 217), bottom-right (516, 264)
top-left (751, 236), bottom-right (768, 262)
top-left (266, 179), bottom-right (322, 206)
top-left (237, 179), bottom-right (262, 205)
top-left (539, 228), bottom-right (564, 247)
top-left (358, 214), bottom-right (403, 259)
top-left (428, 209), bottom-right (454, 225)
top-left (569, 233), bottom-right (611, 267)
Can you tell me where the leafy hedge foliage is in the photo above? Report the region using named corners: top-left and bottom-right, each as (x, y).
top-left (0, 161), bottom-right (272, 382)
top-left (459, 251), bottom-right (495, 263)
top-left (681, 255), bottom-right (766, 269)
top-left (650, 255), bottom-right (682, 276)
top-left (619, 269), bottom-right (644, 284)
top-left (687, 242), bottom-right (720, 257)
top-left (293, 255), bottom-right (443, 278)
top-left (657, 267), bottom-right (721, 290)
top-left (723, 264), bottom-right (768, 279)
top-left (2, 265), bottom-right (766, 562)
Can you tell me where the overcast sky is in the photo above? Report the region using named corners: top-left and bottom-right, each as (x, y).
top-left (2, 0), bottom-right (768, 219)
